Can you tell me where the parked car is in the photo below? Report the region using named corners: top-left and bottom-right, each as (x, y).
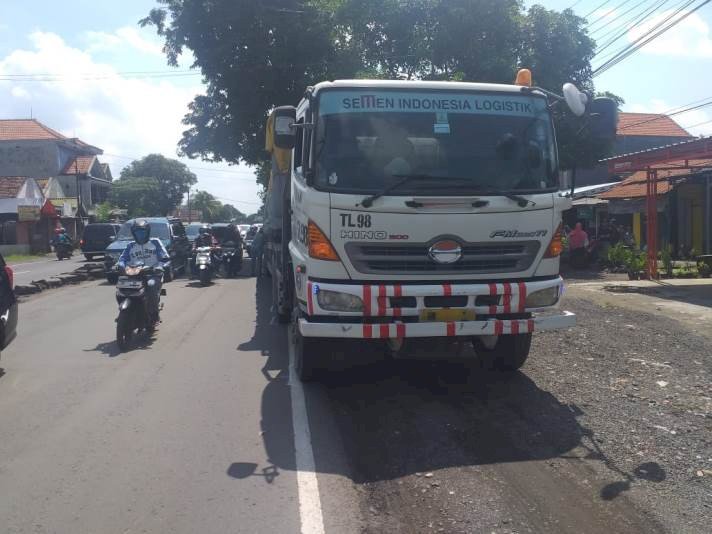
top-left (0, 252), bottom-right (18, 362)
top-left (80, 223), bottom-right (121, 261)
top-left (104, 217), bottom-right (191, 284)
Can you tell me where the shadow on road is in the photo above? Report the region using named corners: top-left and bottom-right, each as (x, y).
top-left (233, 276), bottom-right (295, 478)
top-left (85, 332), bottom-right (157, 358)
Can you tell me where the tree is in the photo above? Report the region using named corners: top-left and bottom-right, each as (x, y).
top-left (191, 190), bottom-right (222, 222)
top-left (110, 177), bottom-right (162, 218)
top-left (120, 154), bottom-right (197, 215)
top-left (144, 1), bottom-right (615, 176)
top-left (220, 203), bottom-right (246, 222)
top-left (94, 201), bottom-right (116, 222)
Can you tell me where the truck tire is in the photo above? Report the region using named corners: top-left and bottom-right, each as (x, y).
top-left (473, 333), bottom-right (532, 372)
top-left (293, 328), bottom-right (323, 382)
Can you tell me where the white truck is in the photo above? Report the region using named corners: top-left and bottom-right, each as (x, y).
top-left (264, 72), bottom-right (616, 380)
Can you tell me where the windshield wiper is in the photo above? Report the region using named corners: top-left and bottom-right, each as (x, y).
top-left (358, 174), bottom-right (470, 208)
top-left (464, 184), bottom-right (536, 207)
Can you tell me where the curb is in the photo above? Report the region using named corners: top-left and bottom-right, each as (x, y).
top-left (15, 263), bottom-right (106, 296)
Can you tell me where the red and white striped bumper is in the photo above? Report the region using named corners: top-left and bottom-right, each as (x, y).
top-left (298, 311), bottom-right (576, 339)
top-left (300, 277), bottom-right (576, 339)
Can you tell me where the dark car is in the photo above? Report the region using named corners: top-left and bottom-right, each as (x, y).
top-left (80, 223), bottom-right (121, 261)
top-left (0, 253), bottom-right (18, 362)
top-left (244, 224), bottom-right (262, 257)
top-left (210, 223), bottom-right (242, 245)
top-left (185, 222), bottom-right (206, 243)
top-left (104, 217), bottom-right (191, 284)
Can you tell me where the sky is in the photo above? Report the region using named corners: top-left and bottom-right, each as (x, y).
top-left (2, 0), bottom-right (712, 214)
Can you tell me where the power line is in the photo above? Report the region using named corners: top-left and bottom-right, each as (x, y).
top-left (589, 0), bottom-right (662, 36)
top-left (681, 117), bottom-right (712, 130)
top-left (565, 0), bottom-right (588, 10)
top-left (593, 0), bottom-right (710, 75)
top-left (583, 0), bottom-right (616, 18)
top-left (586, 0), bottom-right (637, 28)
top-left (593, 0), bottom-right (674, 55)
top-left (103, 153), bottom-right (258, 180)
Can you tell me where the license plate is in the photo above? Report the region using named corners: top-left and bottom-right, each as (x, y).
top-left (420, 309), bottom-right (476, 322)
top-left (117, 277), bottom-right (142, 289)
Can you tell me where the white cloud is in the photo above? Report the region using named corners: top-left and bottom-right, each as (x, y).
top-left (628, 99), bottom-right (712, 137)
top-left (86, 26), bottom-right (163, 57)
top-left (0, 31), bottom-right (260, 213)
top-left (627, 10), bottom-right (712, 57)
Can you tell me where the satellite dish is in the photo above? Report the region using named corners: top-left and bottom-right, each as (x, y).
top-left (563, 83), bottom-right (587, 117)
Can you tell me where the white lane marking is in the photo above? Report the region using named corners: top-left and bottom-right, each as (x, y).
top-left (12, 271), bottom-right (30, 275)
top-left (288, 330), bottom-right (326, 534)
top-left (8, 260), bottom-right (55, 268)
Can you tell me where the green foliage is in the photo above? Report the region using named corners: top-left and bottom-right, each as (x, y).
top-left (659, 244), bottom-right (673, 276)
top-left (120, 154), bottom-right (197, 215)
top-left (94, 201), bottom-right (116, 222)
top-left (607, 243), bottom-right (630, 268)
top-left (110, 176), bottom-right (162, 218)
top-left (143, 0), bottom-right (615, 186)
top-left (625, 250), bottom-right (647, 274)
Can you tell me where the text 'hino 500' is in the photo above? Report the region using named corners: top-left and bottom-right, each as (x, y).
top-left (263, 71), bottom-right (616, 381)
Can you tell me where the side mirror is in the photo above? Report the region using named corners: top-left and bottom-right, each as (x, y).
top-left (588, 97), bottom-right (618, 142)
top-left (562, 83), bottom-right (587, 117)
top-left (273, 106), bottom-right (296, 150)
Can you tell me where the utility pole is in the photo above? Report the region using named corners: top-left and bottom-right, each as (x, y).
top-left (188, 188), bottom-right (192, 223)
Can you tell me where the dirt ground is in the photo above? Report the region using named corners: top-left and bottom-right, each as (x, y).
top-left (318, 272), bottom-right (712, 533)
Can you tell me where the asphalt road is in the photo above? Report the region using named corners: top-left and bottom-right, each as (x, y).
top-left (9, 254), bottom-right (89, 285)
top-left (1, 271), bottom-right (701, 533)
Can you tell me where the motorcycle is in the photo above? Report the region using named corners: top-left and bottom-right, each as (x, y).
top-left (55, 241), bottom-right (73, 260)
top-left (115, 263), bottom-right (166, 351)
top-left (194, 246), bottom-right (215, 286)
top-left (221, 241), bottom-right (243, 278)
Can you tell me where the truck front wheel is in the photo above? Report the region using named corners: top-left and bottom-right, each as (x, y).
top-left (293, 328), bottom-right (324, 382)
top-left (473, 333), bottom-right (532, 372)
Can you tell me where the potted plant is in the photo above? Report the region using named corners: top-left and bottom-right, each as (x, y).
top-left (624, 249), bottom-right (646, 280)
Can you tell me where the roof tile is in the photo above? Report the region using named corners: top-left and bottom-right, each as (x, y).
top-left (600, 159), bottom-right (712, 199)
top-left (0, 177), bottom-right (29, 198)
top-left (62, 155), bottom-right (95, 175)
top-left (617, 112), bottom-right (691, 138)
top-left (0, 119), bottom-right (66, 141)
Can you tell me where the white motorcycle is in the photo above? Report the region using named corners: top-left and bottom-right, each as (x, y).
top-left (194, 246), bottom-right (214, 286)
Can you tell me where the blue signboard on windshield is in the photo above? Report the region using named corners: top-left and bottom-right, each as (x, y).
top-left (319, 90), bottom-right (546, 117)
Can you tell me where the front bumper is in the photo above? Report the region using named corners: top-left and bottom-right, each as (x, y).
top-left (299, 311), bottom-right (576, 339)
top-left (299, 277), bottom-right (576, 339)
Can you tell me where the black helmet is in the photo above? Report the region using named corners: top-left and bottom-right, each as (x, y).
top-left (131, 219), bottom-right (151, 245)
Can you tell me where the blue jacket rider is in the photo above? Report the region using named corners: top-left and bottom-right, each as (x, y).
top-left (118, 219), bottom-right (170, 317)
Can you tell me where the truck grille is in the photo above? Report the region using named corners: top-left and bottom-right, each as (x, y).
top-left (345, 241), bottom-right (541, 275)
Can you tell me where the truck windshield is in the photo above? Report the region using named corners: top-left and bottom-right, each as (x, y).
top-left (314, 89), bottom-right (557, 195)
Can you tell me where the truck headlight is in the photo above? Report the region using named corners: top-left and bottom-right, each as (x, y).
top-left (525, 286), bottom-right (560, 308)
top-left (317, 290), bottom-right (364, 312)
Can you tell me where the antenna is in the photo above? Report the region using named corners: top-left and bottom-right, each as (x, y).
top-left (30, 106), bottom-right (33, 119)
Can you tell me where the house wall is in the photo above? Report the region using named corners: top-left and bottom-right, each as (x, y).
top-left (57, 175), bottom-right (93, 206)
top-left (0, 140), bottom-right (61, 176)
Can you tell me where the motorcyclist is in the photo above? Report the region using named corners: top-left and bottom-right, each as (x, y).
top-left (117, 219), bottom-right (170, 319)
top-left (191, 224), bottom-right (220, 277)
top-left (55, 228), bottom-right (72, 246)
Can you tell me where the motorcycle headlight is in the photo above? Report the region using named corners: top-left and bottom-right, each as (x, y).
top-left (525, 286), bottom-right (560, 308)
top-left (317, 290), bottom-right (364, 312)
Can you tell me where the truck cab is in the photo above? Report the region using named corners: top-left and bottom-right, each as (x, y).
top-left (265, 76), bottom-right (616, 381)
